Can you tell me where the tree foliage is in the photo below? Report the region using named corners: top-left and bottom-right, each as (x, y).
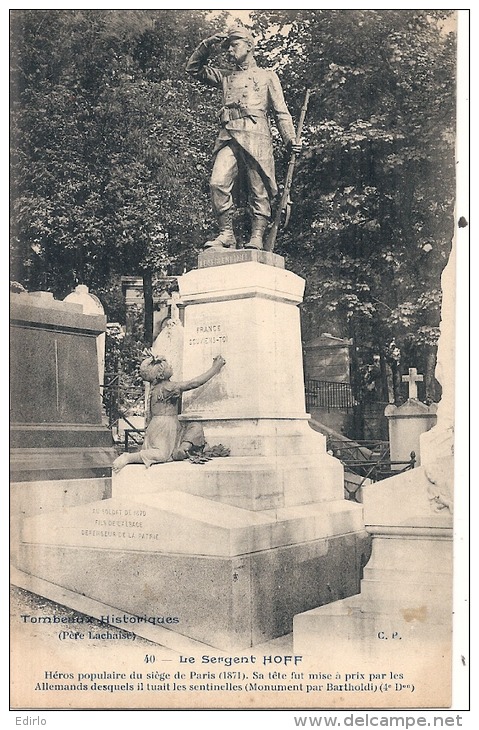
top-left (10, 9), bottom-right (456, 401)
top-left (251, 9), bottom-right (456, 399)
top-left (10, 9), bottom-right (220, 300)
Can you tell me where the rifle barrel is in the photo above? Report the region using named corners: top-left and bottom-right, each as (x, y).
top-left (264, 88), bottom-right (311, 252)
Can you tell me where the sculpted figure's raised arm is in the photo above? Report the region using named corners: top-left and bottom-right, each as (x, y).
top-left (186, 26), bottom-right (300, 251)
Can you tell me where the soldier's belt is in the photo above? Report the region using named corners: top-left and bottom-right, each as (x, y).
top-left (219, 106), bottom-right (266, 125)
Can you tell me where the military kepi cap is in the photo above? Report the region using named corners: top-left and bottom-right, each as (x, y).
top-left (221, 25), bottom-right (255, 48)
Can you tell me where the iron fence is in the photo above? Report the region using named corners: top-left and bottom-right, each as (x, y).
top-left (305, 379), bottom-right (356, 412)
top-left (327, 438), bottom-right (417, 502)
top-left (100, 374), bottom-right (145, 450)
top-left (124, 428), bottom-right (146, 453)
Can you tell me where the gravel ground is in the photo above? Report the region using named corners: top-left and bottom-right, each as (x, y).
top-left (10, 584), bottom-right (183, 709)
top-left (10, 585), bottom-right (159, 648)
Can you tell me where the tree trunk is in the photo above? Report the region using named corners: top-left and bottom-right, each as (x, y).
top-left (424, 345), bottom-right (441, 403)
top-left (387, 358), bottom-right (403, 404)
top-left (143, 271), bottom-right (154, 347)
top-left (379, 354), bottom-right (390, 403)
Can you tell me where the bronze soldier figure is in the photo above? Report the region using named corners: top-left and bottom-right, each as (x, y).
top-left (186, 26), bottom-right (301, 250)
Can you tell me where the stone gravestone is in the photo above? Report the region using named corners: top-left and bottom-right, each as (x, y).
top-left (303, 332), bottom-right (354, 435)
top-left (120, 276), bottom-right (144, 334)
top-left (293, 244), bottom-right (455, 706)
top-left (303, 333), bottom-right (352, 383)
top-left (17, 249), bottom-right (370, 652)
top-left (63, 284), bottom-right (106, 385)
top-left (384, 367), bottom-right (437, 468)
top-left (10, 290), bottom-right (115, 562)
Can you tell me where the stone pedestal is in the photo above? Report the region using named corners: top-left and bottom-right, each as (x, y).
top-left (180, 259), bottom-right (306, 420)
top-left (385, 398), bottom-right (437, 467)
top-left (293, 243), bottom-right (455, 707)
top-left (19, 497), bottom-right (368, 651)
top-left (10, 291), bottom-right (115, 564)
top-left (63, 284), bottom-right (106, 385)
top-left (294, 468), bottom-right (452, 669)
top-left (16, 258), bottom-right (367, 652)
top-left (10, 291), bottom-right (114, 481)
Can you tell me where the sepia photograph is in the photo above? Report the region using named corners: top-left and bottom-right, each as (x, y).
top-left (9, 5), bottom-right (469, 718)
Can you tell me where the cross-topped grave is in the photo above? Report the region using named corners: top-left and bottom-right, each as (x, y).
top-left (386, 366), bottom-right (436, 469)
top-left (402, 367), bottom-right (423, 400)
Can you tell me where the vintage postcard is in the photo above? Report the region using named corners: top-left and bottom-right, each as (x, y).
top-left (9, 7), bottom-right (469, 717)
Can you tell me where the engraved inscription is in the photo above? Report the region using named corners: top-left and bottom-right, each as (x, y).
top-left (198, 251), bottom-right (251, 267)
top-left (189, 336), bottom-right (228, 346)
top-left (197, 249), bottom-right (285, 269)
top-left (197, 324), bottom-right (222, 333)
top-left (76, 505), bottom-right (159, 541)
top-left (188, 322), bottom-right (227, 347)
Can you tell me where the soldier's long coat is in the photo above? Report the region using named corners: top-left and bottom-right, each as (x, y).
top-left (186, 47), bottom-right (295, 199)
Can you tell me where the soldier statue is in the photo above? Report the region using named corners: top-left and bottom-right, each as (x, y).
top-left (186, 26), bottom-right (301, 250)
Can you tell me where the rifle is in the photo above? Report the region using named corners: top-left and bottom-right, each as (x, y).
top-left (264, 88), bottom-right (311, 252)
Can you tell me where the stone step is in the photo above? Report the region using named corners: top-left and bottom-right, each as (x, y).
top-left (362, 535), bottom-right (453, 573)
top-left (113, 453), bottom-right (344, 511)
top-left (359, 579), bottom-right (452, 618)
top-left (363, 565), bottom-right (452, 582)
top-left (293, 595), bottom-right (452, 659)
top-left (18, 527), bottom-right (369, 653)
top-left (21, 490), bottom-right (363, 558)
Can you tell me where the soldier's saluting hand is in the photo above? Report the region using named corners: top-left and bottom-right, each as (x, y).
top-left (186, 25), bottom-right (299, 251)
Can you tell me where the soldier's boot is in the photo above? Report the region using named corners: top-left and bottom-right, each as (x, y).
top-left (204, 211), bottom-right (237, 249)
top-left (245, 215), bottom-right (268, 250)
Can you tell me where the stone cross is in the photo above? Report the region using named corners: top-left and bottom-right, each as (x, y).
top-left (402, 367), bottom-right (423, 400)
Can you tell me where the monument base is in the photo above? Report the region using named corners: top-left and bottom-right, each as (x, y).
top-left (113, 451), bottom-right (344, 512)
top-left (197, 247), bottom-right (285, 270)
top-left (10, 445), bottom-right (114, 482)
top-left (17, 453), bottom-right (368, 651)
top-left (293, 467), bottom-right (452, 694)
top-left (11, 476), bottom-right (112, 566)
top-left (14, 259), bottom-right (370, 652)
top-left (19, 526), bottom-right (369, 652)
